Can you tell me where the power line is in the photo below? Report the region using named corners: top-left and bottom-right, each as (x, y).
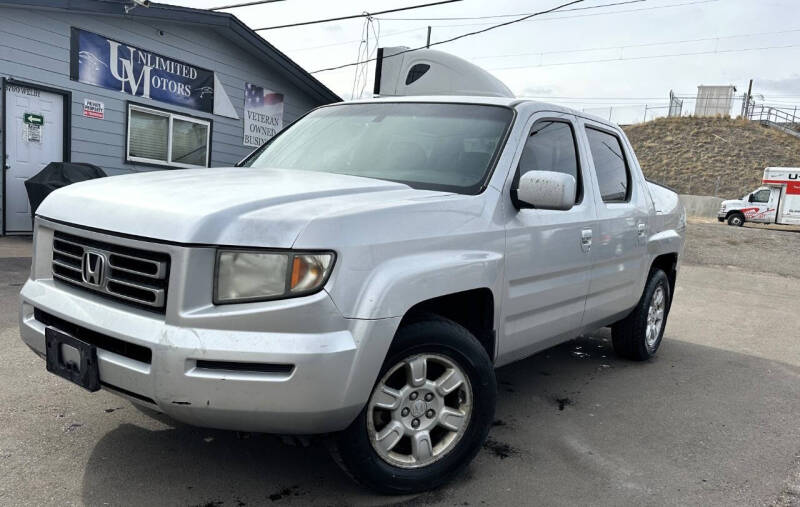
top-left (286, 0), bottom-right (713, 53)
top-left (287, 26), bottom-right (426, 52)
top-left (375, 0), bottom-right (644, 20)
top-left (381, 0), bottom-right (720, 21)
top-left (253, 0), bottom-right (463, 31)
top-left (488, 42), bottom-right (800, 71)
top-left (422, 0), bottom-right (718, 29)
top-left (311, 0), bottom-right (591, 74)
top-left (209, 0), bottom-right (284, 11)
top-left (472, 27), bottom-right (800, 61)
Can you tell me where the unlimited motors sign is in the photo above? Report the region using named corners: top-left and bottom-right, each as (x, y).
top-left (70, 28), bottom-right (214, 113)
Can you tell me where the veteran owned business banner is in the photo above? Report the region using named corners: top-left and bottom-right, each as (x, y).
top-left (243, 82), bottom-right (284, 148)
top-left (71, 28), bottom-right (214, 113)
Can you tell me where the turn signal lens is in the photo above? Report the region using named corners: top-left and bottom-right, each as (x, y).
top-left (290, 254), bottom-right (334, 293)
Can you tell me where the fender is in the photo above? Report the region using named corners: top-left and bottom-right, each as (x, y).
top-left (647, 229), bottom-right (683, 259)
top-left (333, 250), bottom-right (504, 421)
top-left (342, 249), bottom-right (504, 321)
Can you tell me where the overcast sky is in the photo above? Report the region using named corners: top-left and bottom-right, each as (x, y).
top-left (163, 0), bottom-right (799, 123)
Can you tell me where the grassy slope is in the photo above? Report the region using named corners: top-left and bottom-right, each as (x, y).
top-left (622, 117), bottom-right (800, 198)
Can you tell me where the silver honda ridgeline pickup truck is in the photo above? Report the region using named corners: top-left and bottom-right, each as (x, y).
top-left (20, 96), bottom-right (685, 493)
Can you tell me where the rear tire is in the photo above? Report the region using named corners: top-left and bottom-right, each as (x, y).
top-left (612, 269), bottom-right (671, 361)
top-left (727, 213), bottom-right (744, 226)
top-left (331, 315), bottom-right (496, 494)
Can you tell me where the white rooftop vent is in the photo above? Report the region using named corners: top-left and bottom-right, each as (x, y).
top-left (373, 47), bottom-right (514, 98)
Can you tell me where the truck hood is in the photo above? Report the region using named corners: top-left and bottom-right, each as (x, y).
top-left (37, 167), bottom-right (446, 247)
top-left (721, 198), bottom-right (747, 207)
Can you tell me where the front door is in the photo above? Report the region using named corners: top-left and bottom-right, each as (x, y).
top-left (499, 112), bottom-right (596, 365)
top-left (4, 83), bottom-right (65, 233)
top-left (740, 187), bottom-right (774, 223)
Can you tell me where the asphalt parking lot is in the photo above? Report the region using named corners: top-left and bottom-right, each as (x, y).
top-left (1, 221), bottom-right (798, 506)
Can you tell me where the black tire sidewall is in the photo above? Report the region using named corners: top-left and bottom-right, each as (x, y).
top-left (334, 318), bottom-right (496, 494)
top-left (637, 270), bottom-right (671, 358)
top-left (728, 214), bottom-right (744, 226)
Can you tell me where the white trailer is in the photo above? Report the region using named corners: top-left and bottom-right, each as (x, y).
top-left (718, 167), bottom-right (800, 226)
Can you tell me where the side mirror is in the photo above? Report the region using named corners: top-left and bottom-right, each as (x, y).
top-left (748, 194), bottom-right (755, 202)
top-left (516, 171), bottom-right (576, 210)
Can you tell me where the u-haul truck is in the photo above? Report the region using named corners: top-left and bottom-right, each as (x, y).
top-left (718, 167), bottom-right (800, 226)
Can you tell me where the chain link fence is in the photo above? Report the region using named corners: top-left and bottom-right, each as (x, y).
top-left (579, 93), bottom-right (753, 125)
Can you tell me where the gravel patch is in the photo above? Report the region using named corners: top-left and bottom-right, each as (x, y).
top-left (683, 218), bottom-right (800, 279)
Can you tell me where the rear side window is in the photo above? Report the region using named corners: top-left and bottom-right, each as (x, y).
top-left (585, 127), bottom-right (631, 203)
top-left (516, 120), bottom-right (581, 203)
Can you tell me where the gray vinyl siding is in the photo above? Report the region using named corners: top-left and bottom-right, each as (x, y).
top-left (1, 5), bottom-right (327, 232)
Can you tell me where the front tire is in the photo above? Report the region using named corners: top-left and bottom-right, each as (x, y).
top-left (612, 269), bottom-right (671, 361)
top-left (728, 213), bottom-right (745, 226)
top-left (332, 316), bottom-right (496, 494)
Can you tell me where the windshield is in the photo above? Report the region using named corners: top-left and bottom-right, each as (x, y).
top-left (243, 102), bottom-right (514, 194)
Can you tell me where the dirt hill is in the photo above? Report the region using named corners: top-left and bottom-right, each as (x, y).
top-left (622, 117), bottom-right (800, 198)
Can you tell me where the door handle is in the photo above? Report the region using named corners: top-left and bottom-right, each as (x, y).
top-left (581, 229), bottom-right (592, 253)
top-left (637, 222), bottom-right (647, 245)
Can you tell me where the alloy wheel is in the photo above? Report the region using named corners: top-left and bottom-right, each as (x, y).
top-left (366, 353), bottom-right (473, 469)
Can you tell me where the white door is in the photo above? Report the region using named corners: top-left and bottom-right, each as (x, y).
top-left (743, 187), bottom-right (774, 223)
top-left (4, 84), bottom-right (64, 233)
top-left (764, 187), bottom-right (781, 223)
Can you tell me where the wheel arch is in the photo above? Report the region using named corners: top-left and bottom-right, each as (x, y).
top-left (650, 252), bottom-right (678, 298)
top-left (399, 287), bottom-right (496, 362)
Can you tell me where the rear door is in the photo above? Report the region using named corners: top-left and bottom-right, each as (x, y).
top-left (765, 187), bottom-right (781, 223)
top-left (499, 111), bottom-right (596, 364)
top-left (578, 119), bottom-right (650, 329)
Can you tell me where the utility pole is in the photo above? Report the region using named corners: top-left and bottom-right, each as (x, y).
top-left (426, 26), bottom-right (431, 48)
top-left (744, 78), bottom-right (753, 118)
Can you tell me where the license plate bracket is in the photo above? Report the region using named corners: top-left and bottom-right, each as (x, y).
top-left (45, 327), bottom-right (100, 392)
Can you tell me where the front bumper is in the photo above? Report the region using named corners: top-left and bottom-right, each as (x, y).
top-left (20, 281), bottom-right (398, 434)
top-left (20, 221), bottom-right (400, 434)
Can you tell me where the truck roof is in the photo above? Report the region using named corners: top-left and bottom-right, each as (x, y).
top-left (344, 95), bottom-right (616, 129)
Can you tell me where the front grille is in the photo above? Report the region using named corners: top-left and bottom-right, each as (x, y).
top-left (52, 231), bottom-right (170, 312)
top-left (34, 308), bottom-right (152, 364)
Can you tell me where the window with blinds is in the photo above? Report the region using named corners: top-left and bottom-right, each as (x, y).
top-left (127, 104), bottom-right (211, 168)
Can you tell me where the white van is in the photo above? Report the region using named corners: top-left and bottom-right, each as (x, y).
top-left (718, 167), bottom-right (800, 226)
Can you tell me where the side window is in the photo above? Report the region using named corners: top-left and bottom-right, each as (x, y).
top-left (517, 120), bottom-right (581, 203)
top-left (752, 189), bottom-right (770, 203)
top-left (585, 127), bottom-right (631, 203)
top-left (405, 64), bottom-right (430, 85)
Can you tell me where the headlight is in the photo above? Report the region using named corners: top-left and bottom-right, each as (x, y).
top-left (214, 250), bottom-right (334, 304)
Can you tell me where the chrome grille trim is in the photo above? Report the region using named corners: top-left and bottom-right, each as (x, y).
top-left (51, 231), bottom-right (170, 311)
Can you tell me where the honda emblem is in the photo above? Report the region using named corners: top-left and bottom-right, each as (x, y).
top-left (82, 251), bottom-right (106, 286)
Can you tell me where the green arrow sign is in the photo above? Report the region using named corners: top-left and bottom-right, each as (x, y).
top-left (23, 113), bottom-right (44, 125)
